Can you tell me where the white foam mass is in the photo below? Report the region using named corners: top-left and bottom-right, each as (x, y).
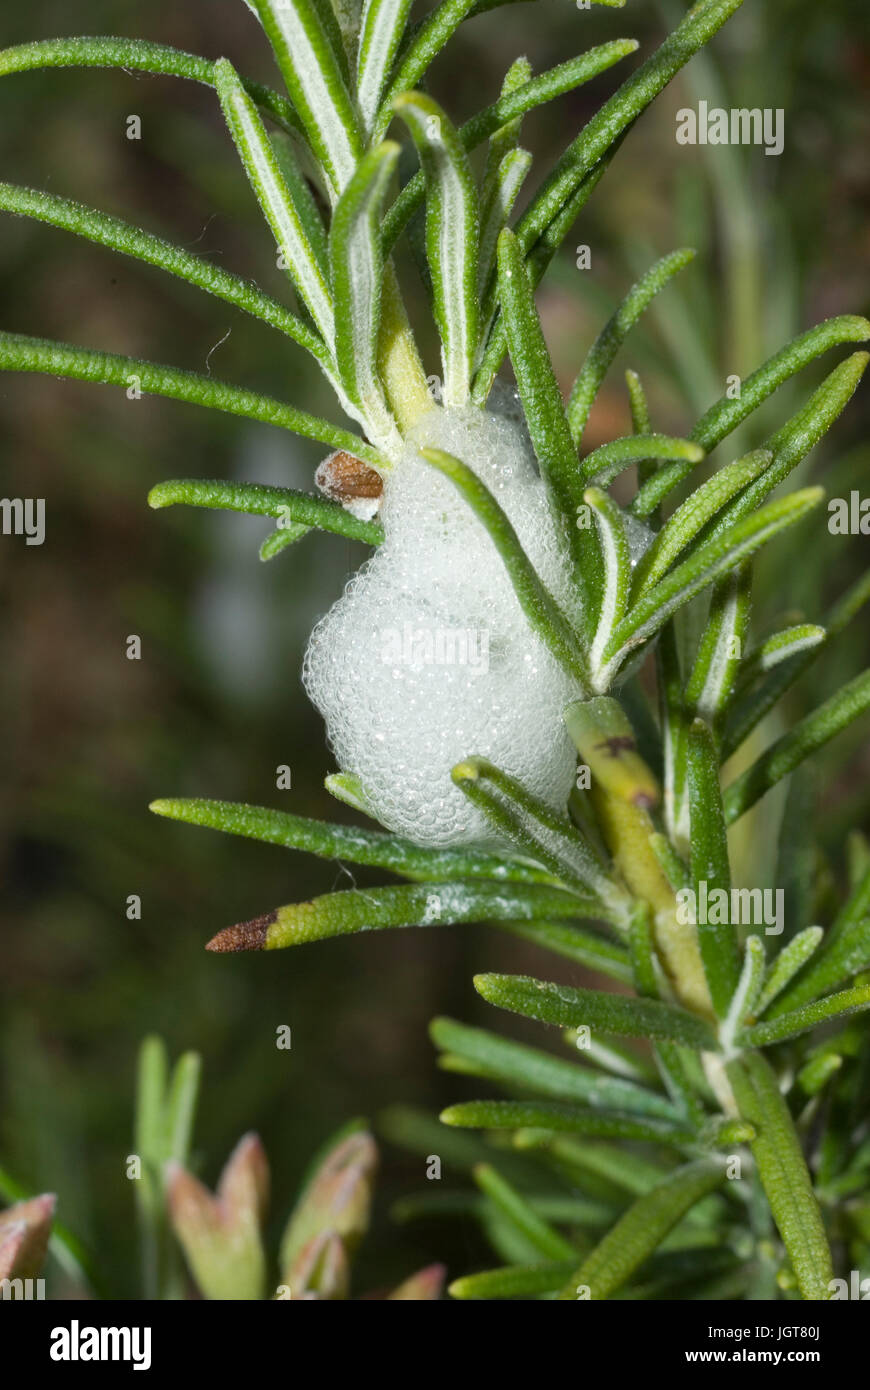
top-left (303, 400), bottom-right (586, 848)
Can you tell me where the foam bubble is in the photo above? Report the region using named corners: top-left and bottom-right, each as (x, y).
top-left (303, 405), bottom-right (583, 847)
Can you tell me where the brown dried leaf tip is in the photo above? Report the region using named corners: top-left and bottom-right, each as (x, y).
top-left (315, 450), bottom-right (384, 522)
top-left (206, 910), bottom-right (276, 953)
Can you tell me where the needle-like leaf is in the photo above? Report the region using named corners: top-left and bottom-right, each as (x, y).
top-left (0, 331), bottom-right (386, 468)
top-left (147, 479), bottom-right (383, 545)
top-left (0, 35), bottom-right (301, 133)
top-left (686, 719), bottom-right (741, 1017)
top-left (631, 451), bottom-right (771, 595)
top-left (584, 489), bottom-right (631, 684)
top-left (419, 446), bottom-right (589, 683)
top-left (430, 1017), bottom-right (681, 1119)
top-left (555, 1159), bottom-right (726, 1300)
top-left (726, 1051), bottom-right (833, 1300)
top-left (382, 40), bottom-right (638, 254)
top-left (149, 796), bottom-right (555, 884)
top-left (0, 182), bottom-right (330, 367)
top-left (472, 1165), bottom-right (577, 1261)
top-left (329, 142), bottom-right (404, 453)
top-left (207, 882), bottom-right (594, 952)
top-left (764, 919), bottom-right (870, 1020)
top-left (249, 0), bottom-right (363, 197)
top-left (356, 0), bottom-right (415, 133)
top-left (580, 433), bottom-right (703, 489)
top-left (449, 1260), bottom-right (577, 1300)
top-left (215, 59), bottom-right (335, 346)
top-left (451, 758), bottom-right (616, 901)
top-left (394, 94), bottom-right (478, 406)
top-left (754, 928), bottom-right (824, 1017)
top-left (723, 669), bottom-right (870, 825)
top-left (441, 1100), bottom-right (695, 1146)
top-left (603, 489), bottom-right (823, 671)
top-left (477, 148), bottom-right (532, 301)
top-left (567, 250), bottom-right (696, 447)
top-left (685, 565), bottom-right (752, 729)
top-left (474, 973), bottom-right (717, 1049)
top-left (740, 983), bottom-right (870, 1048)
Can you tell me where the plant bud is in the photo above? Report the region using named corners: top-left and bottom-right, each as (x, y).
top-left (166, 1132), bottom-right (268, 1300)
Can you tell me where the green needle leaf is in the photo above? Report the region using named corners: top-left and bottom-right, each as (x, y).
top-left (0, 35), bottom-right (302, 133)
top-left (686, 718), bottom-right (741, 1017)
top-left (215, 59), bottom-right (335, 346)
top-left (472, 1165), bottom-right (577, 1261)
top-left (555, 1160), bottom-right (726, 1300)
top-left (702, 353), bottom-right (870, 543)
top-left (721, 936), bottom-right (765, 1047)
top-left (451, 757), bottom-right (614, 902)
top-left (603, 488), bottom-right (823, 671)
top-left (206, 882), bottom-right (593, 952)
top-left (580, 433), bottom-right (703, 489)
top-left (474, 973), bottom-right (717, 1049)
top-left (566, 248), bottom-right (696, 445)
top-left (441, 1100), bottom-right (694, 1146)
top-left (481, 57), bottom-right (531, 186)
top-left (419, 446), bottom-right (589, 683)
top-left (373, 0), bottom-right (479, 140)
top-left (726, 1052), bottom-right (833, 1300)
top-left (356, 0), bottom-right (415, 133)
top-left (0, 330), bottom-right (387, 469)
top-left (430, 1017), bottom-right (681, 1120)
top-left (626, 369), bottom-right (651, 436)
top-left (723, 669), bottom-right (870, 825)
top-left (495, 227), bottom-right (579, 519)
top-left (797, 1053), bottom-right (842, 1098)
top-left (328, 142), bottom-right (404, 453)
top-left (631, 450), bottom-right (771, 595)
top-left (449, 1260), bottom-right (577, 1300)
top-left (739, 983), bottom-right (870, 1048)
top-left (755, 927), bottom-right (824, 1017)
top-left (324, 771), bottom-right (378, 818)
top-left (495, 227), bottom-right (604, 628)
top-left (477, 147), bottom-right (532, 300)
top-left (685, 565), bottom-right (752, 729)
top-left (250, 0), bottom-right (363, 197)
top-left (0, 182), bottom-right (330, 367)
top-left (164, 1053), bottom-right (202, 1165)
top-left (736, 625), bottom-right (827, 691)
top-left (646, 316), bottom-right (870, 505)
top-left (149, 796), bottom-right (554, 884)
top-left (394, 93), bottom-right (479, 406)
top-left (147, 478), bottom-right (383, 544)
top-left (516, 0), bottom-right (747, 255)
top-left (584, 489), bottom-right (631, 683)
top-left (763, 915), bottom-right (870, 1018)
top-left (382, 40), bottom-right (638, 254)
top-left (258, 522), bottom-right (312, 560)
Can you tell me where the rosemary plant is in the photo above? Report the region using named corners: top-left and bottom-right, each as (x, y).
top-left (4, 0), bottom-right (870, 1301)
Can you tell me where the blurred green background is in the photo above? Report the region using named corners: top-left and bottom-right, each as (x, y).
top-left (1, 0), bottom-right (868, 1296)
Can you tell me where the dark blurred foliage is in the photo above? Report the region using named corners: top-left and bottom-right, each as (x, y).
top-left (0, 0), bottom-right (868, 1296)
